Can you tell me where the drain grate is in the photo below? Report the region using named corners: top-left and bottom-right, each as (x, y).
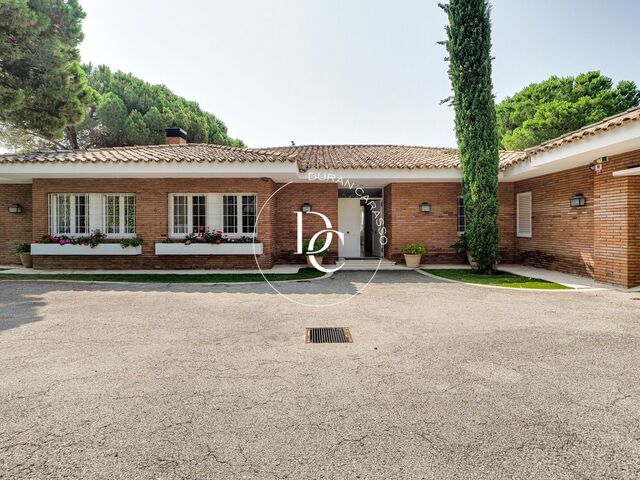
top-left (306, 327), bottom-right (353, 344)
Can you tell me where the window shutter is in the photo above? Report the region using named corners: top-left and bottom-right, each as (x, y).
top-left (89, 194), bottom-right (102, 232)
top-left (207, 194), bottom-right (223, 231)
top-left (517, 192), bottom-right (532, 238)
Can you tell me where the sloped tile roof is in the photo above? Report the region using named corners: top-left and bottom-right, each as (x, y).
top-left (263, 145), bottom-right (526, 171)
top-left (526, 106), bottom-right (640, 156)
top-left (0, 143), bottom-right (298, 165)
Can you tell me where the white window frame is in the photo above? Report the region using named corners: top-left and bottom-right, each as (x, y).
top-left (168, 193), bottom-right (258, 239)
top-left (456, 195), bottom-right (466, 235)
top-left (516, 191), bottom-right (532, 238)
top-left (102, 194), bottom-right (136, 238)
top-left (48, 193), bottom-right (90, 236)
top-left (48, 193), bottom-right (136, 238)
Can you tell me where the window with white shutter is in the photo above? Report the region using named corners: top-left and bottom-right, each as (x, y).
top-left (516, 192), bottom-right (532, 238)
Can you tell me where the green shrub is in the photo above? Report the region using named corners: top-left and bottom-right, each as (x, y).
top-left (120, 237), bottom-right (144, 248)
top-left (400, 243), bottom-right (426, 255)
top-left (15, 243), bottom-right (30, 254)
top-left (450, 233), bottom-right (468, 254)
top-left (302, 239), bottom-right (328, 257)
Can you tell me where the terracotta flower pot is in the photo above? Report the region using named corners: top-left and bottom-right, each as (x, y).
top-left (19, 252), bottom-right (32, 268)
top-left (466, 252), bottom-right (479, 269)
top-left (306, 255), bottom-right (323, 268)
top-left (403, 254), bottom-right (422, 268)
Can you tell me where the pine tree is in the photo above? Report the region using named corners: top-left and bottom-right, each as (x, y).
top-left (440, 0), bottom-right (500, 273)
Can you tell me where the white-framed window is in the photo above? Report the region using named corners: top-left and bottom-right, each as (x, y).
top-left (168, 193), bottom-right (257, 238)
top-left (48, 193), bottom-right (90, 236)
top-left (48, 193), bottom-right (136, 237)
top-left (517, 191), bottom-right (532, 238)
top-left (456, 196), bottom-right (466, 234)
top-left (170, 194), bottom-right (207, 235)
top-left (103, 194), bottom-right (136, 237)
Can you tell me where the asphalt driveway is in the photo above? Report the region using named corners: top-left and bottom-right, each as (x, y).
top-left (1, 271), bottom-right (639, 479)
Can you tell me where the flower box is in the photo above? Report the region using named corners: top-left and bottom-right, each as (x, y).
top-left (31, 243), bottom-right (142, 256)
top-left (154, 242), bottom-right (263, 256)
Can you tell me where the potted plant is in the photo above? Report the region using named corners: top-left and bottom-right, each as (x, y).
top-left (450, 233), bottom-right (478, 269)
top-left (16, 243), bottom-right (32, 268)
top-left (302, 239), bottom-right (328, 268)
top-left (400, 243), bottom-right (426, 268)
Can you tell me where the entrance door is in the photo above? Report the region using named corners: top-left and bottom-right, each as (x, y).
top-left (338, 198), bottom-right (362, 257)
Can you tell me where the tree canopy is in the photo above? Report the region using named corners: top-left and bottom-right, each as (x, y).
top-left (441, 0), bottom-right (501, 273)
top-left (497, 71), bottom-right (640, 151)
top-left (0, 0), bottom-right (91, 143)
top-left (1, 64), bottom-right (245, 151)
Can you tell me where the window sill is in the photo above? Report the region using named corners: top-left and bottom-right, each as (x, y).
top-left (31, 244), bottom-right (142, 256)
top-left (155, 243), bottom-right (263, 256)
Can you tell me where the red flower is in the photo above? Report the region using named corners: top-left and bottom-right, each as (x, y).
top-left (215, 239), bottom-right (222, 244)
top-left (200, 227), bottom-right (205, 232)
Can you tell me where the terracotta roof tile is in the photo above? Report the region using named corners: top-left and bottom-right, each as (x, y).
top-left (0, 143), bottom-right (298, 165)
top-left (263, 145), bottom-right (526, 171)
top-left (525, 107), bottom-right (640, 156)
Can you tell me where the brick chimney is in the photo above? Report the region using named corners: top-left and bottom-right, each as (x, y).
top-left (164, 127), bottom-right (188, 145)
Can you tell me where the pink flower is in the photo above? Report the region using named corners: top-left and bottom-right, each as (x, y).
top-left (215, 239), bottom-right (222, 245)
top-left (200, 227), bottom-right (205, 232)
top-left (59, 239), bottom-right (66, 245)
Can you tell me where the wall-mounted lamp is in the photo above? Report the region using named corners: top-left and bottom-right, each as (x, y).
top-left (8, 203), bottom-right (23, 214)
top-left (301, 202), bottom-right (312, 213)
top-left (569, 193), bottom-right (586, 208)
top-left (420, 202), bottom-right (431, 213)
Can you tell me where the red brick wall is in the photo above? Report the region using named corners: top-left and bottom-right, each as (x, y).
top-left (383, 183), bottom-right (515, 264)
top-left (514, 165), bottom-right (595, 277)
top-left (0, 184), bottom-right (32, 264)
top-left (30, 178), bottom-right (277, 270)
top-left (274, 182), bottom-right (338, 264)
top-left (592, 151), bottom-right (640, 287)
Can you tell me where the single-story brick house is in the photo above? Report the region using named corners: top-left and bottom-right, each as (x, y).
top-left (1, 108), bottom-right (639, 287)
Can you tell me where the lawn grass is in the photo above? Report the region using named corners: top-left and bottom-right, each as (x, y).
top-left (424, 269), bottom-right (571, 290)
top-left (0, 268), bottom-right (325, 284)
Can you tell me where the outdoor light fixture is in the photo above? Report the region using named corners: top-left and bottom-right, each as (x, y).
top-left (301, 202), bottom-right (312, 213)
top-left (569, 193), bottom-right (586, 208)
top-left (8, 203), bottom-right (23, 214)
top-left (420, 202), bottom-right (431, 213)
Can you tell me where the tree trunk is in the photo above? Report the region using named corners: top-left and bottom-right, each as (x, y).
top-left (65, 125), bottom-right (79, 150)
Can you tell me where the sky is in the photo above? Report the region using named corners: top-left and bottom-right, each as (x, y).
top-left (77, 0), bottom-right (640, 149)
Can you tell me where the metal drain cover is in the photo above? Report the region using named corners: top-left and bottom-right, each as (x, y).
top-left (306, 327), bottom-right (353, 344)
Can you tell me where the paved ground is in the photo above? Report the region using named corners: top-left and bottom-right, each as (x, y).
top-left (0, 272), bottom-right (639, 479)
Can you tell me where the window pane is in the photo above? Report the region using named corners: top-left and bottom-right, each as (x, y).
top-left (75, 195), bottom-right (88, 234)
top-left (56, 194), bottom-right (71, 234)
top-left (223, 195), bottom-right (237, 233)
top-left (242, 195), bottom-right (256, 234)
top-left (457, 196), bottom-right (466, 234)
top-left (192, 195), bottom-right (206, 232)
top-left (173, 195), bottom-right (188, 234)
top-left (125, 195), bottom-right (136, 234)
top-left (106, 195), bottom-right (120, 234)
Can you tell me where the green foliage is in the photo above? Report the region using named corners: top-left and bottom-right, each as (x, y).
top-left (302, 239), bottom-right (329, 257)
top-left (497, 72), bottom-right (640, 150)
top-left (441, 0), bottom-right (501, 274)
top-left (449, 233), bottom-right (467, 254)
top-left (72, 65), bottom-right (245, 149)
top-left (400, 243), bottom-right (426, 255)
top-left (120, 237), bottom-right (144, 248)
top-left (15, 243), bottom-right (30, 254)
top-left (0, 0), bottom-right (91, 143)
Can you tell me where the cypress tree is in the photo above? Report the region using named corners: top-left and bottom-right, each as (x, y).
top-left (440, 0), bottom-right (500, 273)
